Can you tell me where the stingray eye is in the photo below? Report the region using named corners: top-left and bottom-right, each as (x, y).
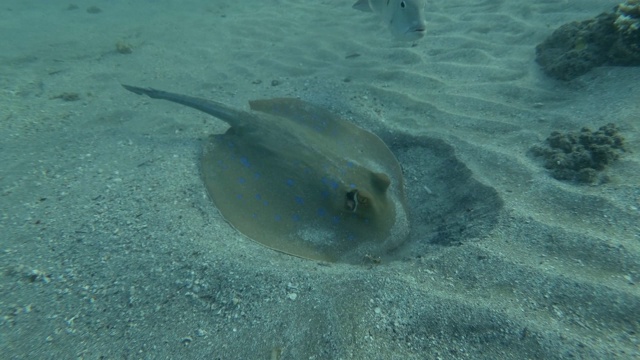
top-left (346, 189), bottom-right (372, 213)
top-left (346, 190), bottom-right (359, 212)
top-left (400, 1), bottom-right (406, 8)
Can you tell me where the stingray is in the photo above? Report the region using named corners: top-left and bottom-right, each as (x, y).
top-left (122, 85), bottom-right (409, 263)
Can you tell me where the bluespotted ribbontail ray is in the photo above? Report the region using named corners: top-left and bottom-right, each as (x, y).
top-left (122, 85), bottom-right (409, 263)
top-left (353, 0), bottom-right (427, 41)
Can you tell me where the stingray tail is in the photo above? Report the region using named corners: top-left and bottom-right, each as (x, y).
top-left (352, 0), bottom-right (373, 12)
top-left (121, 84), bottom-right (249, 126)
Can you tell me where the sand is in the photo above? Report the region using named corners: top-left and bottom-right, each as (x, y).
top-left (1, 0), bottom-right (639, 358)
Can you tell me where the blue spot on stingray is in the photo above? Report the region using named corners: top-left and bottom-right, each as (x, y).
top-left (346, 161), bottom-right (354, 168)
top-left (294, 196), bottom-right (304, 205)
top-left (317, 208), bottom-right (327, 217)
top-left (255, 194), bottom-right (262, 201)
top-left (251, 213), bottom-right (257, 219)
top-left (320, 190), bottom-right (330, 199)
top-left (286, 178), bottom-right (295, 187)
top-left (237, 177), bottom-right (246, 184)
top-left (274, 214), bottom-right (282, 222)
top-left (254, 172), bottom-right (261, 180)
top-left (331, 216), bottom-right (340, 224)
top-left (321, 177), bottom-right (338, 189)
top-left (347, 234), bottom-right (355, 241)
top-left (349, 183), bottom-right (356, 188)
top-left (292, 214), bottom-right (301, 222)
top-left (322, 177), bottom-right (338, 190)
top-left (239, 156), bottom-right (250, 168)
top-left (235, 194), bottom-right (243, 200)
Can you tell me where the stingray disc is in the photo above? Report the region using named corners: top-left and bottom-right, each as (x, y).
top-left (122, 85), bottom-right (409, 263)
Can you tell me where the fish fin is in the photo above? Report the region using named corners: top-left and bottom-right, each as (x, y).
top-left (352, 0), bottom-right (373, 12)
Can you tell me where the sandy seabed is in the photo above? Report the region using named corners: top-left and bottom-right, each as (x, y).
top-left (1, 0), bottom-right (639, 359)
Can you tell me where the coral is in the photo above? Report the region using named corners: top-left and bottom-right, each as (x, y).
top-left (531, 124), bottom-right (626, 184)
top-left (613, 0), bottom-right (640, 35)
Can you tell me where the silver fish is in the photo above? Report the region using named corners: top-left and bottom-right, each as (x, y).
top-left (353, 0), bottom-right (427, 41)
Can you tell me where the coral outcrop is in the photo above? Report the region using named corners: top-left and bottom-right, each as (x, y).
top-left (531, 124), bottom-right (627, 184)
top-left (536, 1), bottom-right (640, 80)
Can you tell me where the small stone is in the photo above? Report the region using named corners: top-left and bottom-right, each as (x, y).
top-left (116, 41), bottom-right (133, 54)
top-left (86, 5), bottom-right (101, 14)
top-left (51, 92), bottom-right (80, 102)
top-left (287, 293), bottom-right (297, 301)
